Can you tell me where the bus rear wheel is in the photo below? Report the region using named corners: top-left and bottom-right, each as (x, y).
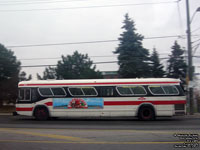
top-left (138, 106), bottom-right (155, 121)
top-left (34, 107), bottom-right (49, 121)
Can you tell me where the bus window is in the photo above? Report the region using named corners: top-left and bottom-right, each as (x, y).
top-left (101, 87), bottom-right (114, 97)
top-left (31, 88), bottom-right (39, 102)
top-left (25, 89), bottom-right (31, 100)
top-left (117, 86), bottom-right (133, 95)
top-left (162, 86), bottom-right (179, 95)
top-left (18, 89), bottom-right (31, 101)
top-left (38, 88), bottom-right (53, 97)
top-left (69, 88), bottom-right (84, 96)
top-left (82, 87), bottom-right (97, 96)
top-left (51, 88), bottom-right (66, 96)
top-left (130, 86), bottom-right (146, 95)
top-left (19, 89), bottom-right (24, 100)
top-left (117, 86), bottom-right (146, 96)
top-left (149, 86), bottom-right (165, 95)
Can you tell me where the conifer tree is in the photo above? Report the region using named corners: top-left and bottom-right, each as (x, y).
top-left (150, 48), bottom-right (165, 77)
top-left (167, 41), bottom-right (187, 81)
top-left (114, 13), bottom-right (151, 78)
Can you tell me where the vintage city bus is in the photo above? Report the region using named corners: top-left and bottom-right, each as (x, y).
top-left (15, 78), bottom-right (186, 120)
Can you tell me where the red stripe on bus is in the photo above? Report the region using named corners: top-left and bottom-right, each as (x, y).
top-left (16, 100), bottom-right (186, 111)
top-left (104, 100), bottom-right (186, 105)
top-left (44, 100), bottom-right (186, 107)
top-left (16, 107), bottom-right (33, 111)
top-left (19, 81), bottom-right (179, 87)
top-left (45, 102), bottom-right (53, 106)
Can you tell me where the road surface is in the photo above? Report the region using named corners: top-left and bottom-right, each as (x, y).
top-left (0, 115), bottom-right (199, 150)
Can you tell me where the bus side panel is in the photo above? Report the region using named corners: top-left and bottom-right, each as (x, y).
top-left (27, 96), bottom-right (186, 118)
top-left (16, 103), bottom-right (33, 116)
top-left (155, 105), bottom-right (174, 116)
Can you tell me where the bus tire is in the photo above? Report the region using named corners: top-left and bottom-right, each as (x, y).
top-left (138, 105), bottom-right (155, 121)
top-left (34, 106), bottom-right (49, 121)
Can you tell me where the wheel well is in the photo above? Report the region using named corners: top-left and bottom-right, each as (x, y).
top-left (33, 105), bottom-right (50, 117)
top-left (137, 104), bottom-right (156, 117)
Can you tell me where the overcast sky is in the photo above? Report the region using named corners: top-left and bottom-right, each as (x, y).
top-left (0, 0), bottom-right (200, 79)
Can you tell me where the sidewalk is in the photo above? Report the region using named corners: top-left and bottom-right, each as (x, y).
top-left (0, 113), bottom-right (13, 116)
top-left (184, 113), bottom-right (200, 118)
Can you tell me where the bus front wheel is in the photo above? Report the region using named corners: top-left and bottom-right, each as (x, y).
top-left (34, 107), bottom-right (49, 121)
top-left (138, 106), bottom-right (155, 121)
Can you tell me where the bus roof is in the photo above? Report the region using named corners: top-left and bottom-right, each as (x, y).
top-left (18, 78), bottom-right (181, 87)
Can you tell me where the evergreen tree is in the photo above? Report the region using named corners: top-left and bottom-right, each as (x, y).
top-left (114, 13), bottom-right (151, 78)
top-left (56, 51), bottom-right (102, 79)
top-left (0, 44), bottom-right (21, 105)
top-left (167, 41), bottom-right (187, 81)
top-left (19, 71), bottom-right (32, 81)
top-left (150, 48), bottom-right (165, 77)
top-left (37, 66), bottom-right (56, 80)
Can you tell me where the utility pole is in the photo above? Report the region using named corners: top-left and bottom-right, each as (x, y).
top-left (186, 0), bottom-right (194, 115)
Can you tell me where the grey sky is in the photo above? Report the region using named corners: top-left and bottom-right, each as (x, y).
top-left (0, 0), bottom-right (199, 79)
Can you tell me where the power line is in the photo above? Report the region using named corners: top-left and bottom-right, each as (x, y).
top-left (21, 61), bottom-right (118, 68)
top-left (7, 40), bottom-right (118, 48)
top-left (192, 26), bottom-right (200, 33)
top-left (193, 42), bottom-right (200, 55)
top-left (20, 56), bottom-right (198, 68)
top-left (0, 0), bottom-right (88, 5)
top-left (6, 35), bottom-right (186, 48)
top-left (192, 38), bottom-right (200, 44)
top-left (176, 0), bottom-right (184, 36)
top-left (0, 1), bottom-right (177, 12)
top-left (19, 55), bottom-right (118, 61)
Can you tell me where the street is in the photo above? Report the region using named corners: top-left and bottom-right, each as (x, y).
top-left (0, 115), bottom-right (199, 150)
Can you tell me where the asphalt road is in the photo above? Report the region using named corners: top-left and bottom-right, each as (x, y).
top-left (0, 115), bottom-right (199, 150)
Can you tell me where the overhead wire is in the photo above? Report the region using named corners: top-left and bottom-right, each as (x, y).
top-left (18, 55), bottom-right (118, 61)
top-left (0, 1), bottom-right (178, 12)
top-left (192, 26), bottom-right (200, 33)
top-left (176, 0), bottom-right (184, 36)
top-left (0, 0), bottom-right (90, 5)
top-left (6, 35), bottom-right (186, 48)
top-left (18, 55), bottom-right (194, 68)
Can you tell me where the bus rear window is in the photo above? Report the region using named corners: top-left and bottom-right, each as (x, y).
top-left (162, 86), bottom-right (179, 95)
top-left (149, 85), bottom-right (179, 95)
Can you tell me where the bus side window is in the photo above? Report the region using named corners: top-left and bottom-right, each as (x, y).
top-left (19, 89), bottom-right (24, 100)
top-left (162, 86), bottom-right (179, 95)
top-left (101, 87), bottom-right (114, 97)
top-left (25, 89), bottom-right (31, 100)
top-left (148, 86), bottom-right (165, 95)
top-left (31, 88), bottom-right (39, 102)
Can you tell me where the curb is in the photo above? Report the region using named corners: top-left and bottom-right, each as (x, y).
top-left (0, 113), bottom-right (13, 116)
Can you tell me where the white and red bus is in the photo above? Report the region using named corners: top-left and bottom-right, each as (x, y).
top-left (15, 78), bottom-right (186, 120)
